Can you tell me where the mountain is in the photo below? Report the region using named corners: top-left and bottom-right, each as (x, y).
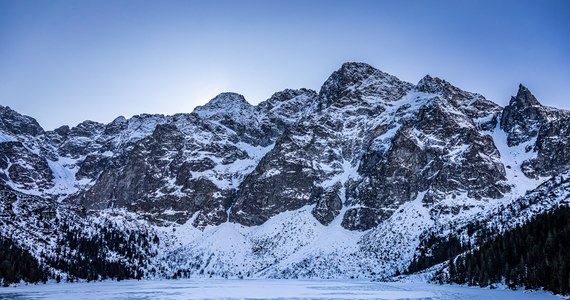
top-left (1, 62), bottom-right (569, 287)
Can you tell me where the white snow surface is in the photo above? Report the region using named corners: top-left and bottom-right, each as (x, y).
top-left (489, 117), bottom-right (546, 198)
top-left (0, 279), bottom-right (560, 300)
top-left (156, 205), bottom-right (368, 278)
top-left (46, 159), bottom-right (80, 199)
top-left (0, 133), bottom-right (16, 142)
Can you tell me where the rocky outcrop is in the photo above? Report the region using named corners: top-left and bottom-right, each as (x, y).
top-left (72, 114), bottom-right (239, 226)
top-left (0, 105), bottom-right (44, 137)
top-left (0, 141), bottom-right (53, 192)
top-left (521, 117), bottom-right (570, 178)
top-left (231, 62), bottom-right (415, 227)
top-left (344, 85), bottom-right (508, 230)
top-left (417, 75), bottom-right (501, 131)
top-left (230, 128), bottom-right (322, 226)
top-left (499, 85), bottom-right (570, 178)
top-left (67, 90), bottom-right (318, 227)
top-left (194, 90), bottom-right (319, 147)
top-left (311, 184), bottom-right (343, 225)
top-left (318, 62), bottom-right (413, 108)
top-left (257, 88), bottom-right (319, 131)
top-left (500, 84), bottom-right (566, 146)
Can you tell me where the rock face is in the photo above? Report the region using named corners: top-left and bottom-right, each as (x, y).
top-left (231, 65), bottom-right (512, 230)
top-left (521, 117), bottom-right (570, 178)
top-left (4, 88), bottom-right (318, 228)
top-left (1, 62), bottom-right (569, 231)
top-left (499, 84), bottom-right (570, 178)
top-left (311, 185), bottom-right (343, 225)
top-left (0, 141), bottom-right (53, 192)
top-left (231, 63), bottom-right (418, 228)
top-left (341, 75), bottom-right (508, 230)
top-left (500, 85), bottom-right (568, 146)
top-left (0, 105), bottom-right (44, 137)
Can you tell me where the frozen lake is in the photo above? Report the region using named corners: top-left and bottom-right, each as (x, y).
top-left (0, 279), bottom-right (559, 299)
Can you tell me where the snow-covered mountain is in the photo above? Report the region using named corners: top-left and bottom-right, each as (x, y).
top-left (1, 62), bottom-right (569, 283)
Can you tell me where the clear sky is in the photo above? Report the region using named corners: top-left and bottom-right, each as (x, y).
top-left (1, 0), bottom-right (568, 130)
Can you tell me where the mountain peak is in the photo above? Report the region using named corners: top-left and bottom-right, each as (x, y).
top-left (416, 75), bottom-right (449, 94)
top-left (266, 88), bottom-right (317, 103)
top-left (318, 62), bottom-right (412, 108)
top-left (500, 84), bottom-right (548, 146)
top-left (511, 84), bottom-right (541, 107)
top-left (0, 105), bottom-right (44, 136)
top-left (111, 115), bottom-right (127, 124)
top-left (208, 92), bottom-right (248, 105)
top-left (416, 75), bottom-right (474, 98)
top-left (193, 92), bottom-right (252, 118)
top-left (338, 62), bottom-right (376, 73)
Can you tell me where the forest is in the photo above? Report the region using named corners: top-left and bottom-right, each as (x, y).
top-left (0, 236), bottom-right (47, 286)
top-left (448, 206), bottom-right (569, 294)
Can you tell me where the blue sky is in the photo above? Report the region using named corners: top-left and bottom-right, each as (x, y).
top-left (1, 0), bottom-right (568, 129)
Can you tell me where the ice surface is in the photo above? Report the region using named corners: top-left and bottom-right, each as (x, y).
top-left (0, 279), bottom-right (559, 300)
top-left (47, 159), bottom-right (79, 198)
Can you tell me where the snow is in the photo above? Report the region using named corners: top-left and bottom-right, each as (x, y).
top-left (189, 142), bottom-right (274, 189)
top-left (361, 191), bottom-right (434, 274)
top-left (47, 159), bottom-right (79, 198)
top-left (261, 169), bottom-right (281, 178)
top-left (0, 279), bottom-right (559, 299)
top-left (155, 206), bottom-right (370, 278)
top-left (367, 91), bottom-right (436, 153)
top-left (0, 133), bottom-right (16, 142)
top-left (320, 158), bottom-right (359, 189)
top-left (489, 117), bottom-right (546, 198)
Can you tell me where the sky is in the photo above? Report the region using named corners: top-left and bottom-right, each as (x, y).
top-left (0, 0), bottom-right (569, 130)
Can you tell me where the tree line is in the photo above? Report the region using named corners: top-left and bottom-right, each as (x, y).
top-left (448, 205), bottom-right (569, 295)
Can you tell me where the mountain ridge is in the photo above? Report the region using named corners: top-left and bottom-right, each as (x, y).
top-left (1, 62), bottom-right (569, 285)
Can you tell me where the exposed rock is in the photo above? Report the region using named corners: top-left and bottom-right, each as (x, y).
top-left (521, 117), bottom-right (570, 178)
top-left (500, 84), bottom-right (567, 146)
top-left (103, 116), bottom-right (128, 135)
top-left (0, 142), bottom-right (53, 191)
top-left (230, 139), bottom-right (321, 226)
top-left (346, 99), bottom-right (509, 230)
top-left (0, 105), bottom-right (44, 137)
top-left (312, 185), bottom-right (343, 225)
top-left (257, 88), bottom-right (319, 131)
top-left (231, 63), bottom-right (415, 228)
top-left (417, 75), bottom-right (501, 131)
top-left (318, 62), bottom-right (413, 109)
